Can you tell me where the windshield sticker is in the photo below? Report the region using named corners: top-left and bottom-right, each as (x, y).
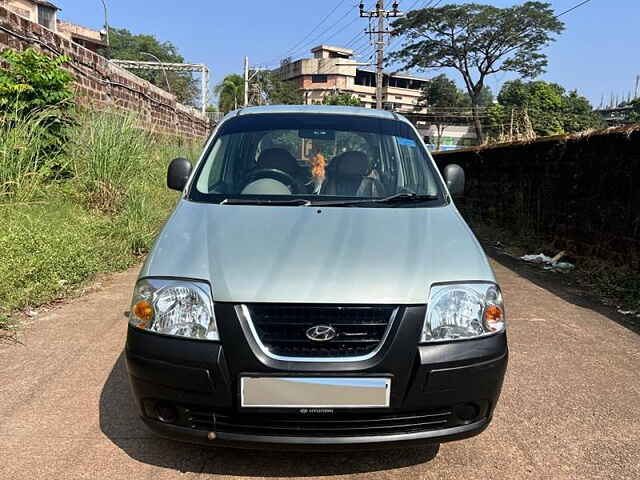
top-left (398, 138), bottom-right (417, 147)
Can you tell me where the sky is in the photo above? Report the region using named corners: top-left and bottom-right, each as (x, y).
top-left (55, 0), bottom-right (638, 108)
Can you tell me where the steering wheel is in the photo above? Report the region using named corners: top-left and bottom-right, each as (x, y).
top-left (241, 168), bottom-right (305, 194)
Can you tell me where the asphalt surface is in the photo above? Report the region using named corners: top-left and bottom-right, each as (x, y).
top-left (1, 259), bottom-right (639, 479)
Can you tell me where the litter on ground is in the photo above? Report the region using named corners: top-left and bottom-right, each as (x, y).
top-left (520, 251), bottom-right (575, 272)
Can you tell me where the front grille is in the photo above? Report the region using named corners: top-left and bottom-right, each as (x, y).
top-left (245, 304), bottom-right (397, 358)
top-left (184, 407), bottom-right (454, 437)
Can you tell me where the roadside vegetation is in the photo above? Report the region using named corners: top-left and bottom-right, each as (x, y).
top-left (470, 220), bottom-right (640, 316)
top-left (0, 48), bottom-right (200, 333)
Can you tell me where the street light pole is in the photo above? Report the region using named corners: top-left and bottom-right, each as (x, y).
top-left (141, 52), bottom-right (172, 94)
top-left (100, 0), bottom-right (110, 57)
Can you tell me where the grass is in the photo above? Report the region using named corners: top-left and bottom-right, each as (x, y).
top-left (0, 109), bottom-right (67, 203)
top-left (0, 109), bottom-right (201, 327)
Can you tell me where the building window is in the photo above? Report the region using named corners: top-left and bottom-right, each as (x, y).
top-left (312, 75), bottom-right (328, 83)
top-left (37, 5), bottom-right (56, 30)
top-left (395, 96), bottom-right (403, 100)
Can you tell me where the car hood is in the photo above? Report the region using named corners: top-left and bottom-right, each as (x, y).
top-left (140, 200), bottom-right (495, 304)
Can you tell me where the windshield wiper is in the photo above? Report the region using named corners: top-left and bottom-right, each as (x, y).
top-left (372, 192), bottom-right (440, 204)
top-left (312, 193), bottom-right (439, 207)
top-left (220, 198), bottom-right (311, 206)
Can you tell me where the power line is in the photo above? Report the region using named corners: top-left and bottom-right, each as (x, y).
top-left (285, 5), bottom-right (360, 60)
top-left (281, 0), bottom-right (346, 58)
top-left (556, 0), bottom-right (592, 17)
top-left (258, 1), bottom-right (355, 68)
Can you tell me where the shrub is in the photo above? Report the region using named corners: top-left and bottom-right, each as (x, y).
top-left (0, 48), bottom-right (74, 113)
top-left (0, 48), bottom-right (75, 153)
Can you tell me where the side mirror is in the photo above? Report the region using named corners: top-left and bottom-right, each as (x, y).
top-left (167, 157), bottom-right (192, 191)
top-left (443, 164), bottom-right (465, 197)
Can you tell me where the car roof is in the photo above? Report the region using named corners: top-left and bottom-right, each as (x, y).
top-left (227, 104), bottom-right (405, 122)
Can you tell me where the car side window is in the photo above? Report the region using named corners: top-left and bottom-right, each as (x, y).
top-left (196, 136), bottom-right (228, 193)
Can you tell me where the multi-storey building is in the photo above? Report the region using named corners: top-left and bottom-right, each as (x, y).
top-left (2, 0), bottom-right (58, 30)
top-left (3, 0), bottom-right (107, 52)
top-left (280, 45), bottom-right (428, 113)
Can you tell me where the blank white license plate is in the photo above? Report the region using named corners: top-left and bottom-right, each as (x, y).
top-left (240, 377), bottom-right (391, 408)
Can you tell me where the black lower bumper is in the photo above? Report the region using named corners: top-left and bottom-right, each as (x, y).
top-left (140, 415), bottom-right (491, 451)
top-left (125, 304), bottom-right (508, 450)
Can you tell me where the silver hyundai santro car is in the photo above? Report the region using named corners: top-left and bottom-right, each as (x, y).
top-left (126, 105), bottom-right (507, 451)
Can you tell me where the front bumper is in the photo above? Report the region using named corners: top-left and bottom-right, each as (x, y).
top-left (125, 304), bottom-right (508, 450)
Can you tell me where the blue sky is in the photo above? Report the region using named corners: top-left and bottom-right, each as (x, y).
top-left (55, 1), bottom-right (637, 107)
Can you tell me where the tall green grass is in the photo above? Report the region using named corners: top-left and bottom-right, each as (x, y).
top-left (69, 111), bottom-right (154, 212)
top-left (0, 109), bottom-right (68, 203)
top-left (0, 109), bottom-right (201, 324)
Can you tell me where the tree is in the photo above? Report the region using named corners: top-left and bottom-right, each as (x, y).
top-left (214, 74), bottom-right (244, 113)
top-left (322, 92), bottom-right (362, 106)
top-left (102, 28), bottom-right (199, 106)
top-left (419, 74), bottom-right (459, 110)
top-left (561, 90), bottom-right (605, 132)
top-left (474, 86), bottom-right (494, 107)
top-left (390, 2), bottom-right (564, 142)
top-left (627, 98), bottom-right (640, 124)
top-left (259, 70), bottom-right (304, 105)
top-left (416, 74), bottom-right (462, 150)
top-left (498, 80), bottom-right (603, 136)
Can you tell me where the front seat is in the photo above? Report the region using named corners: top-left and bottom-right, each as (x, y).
top-left (322, 151), bottom-right (384, 197)
top-left (256, 148), bottom-right (300, 178)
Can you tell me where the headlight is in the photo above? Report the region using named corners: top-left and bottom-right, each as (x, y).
top-left (420, 283), bottom-right (505, 343)
top-left (129, 279), bottom-right (219, 341)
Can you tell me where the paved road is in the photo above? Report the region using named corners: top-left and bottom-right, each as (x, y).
top-left (1, 259), bottom-right (639, 480)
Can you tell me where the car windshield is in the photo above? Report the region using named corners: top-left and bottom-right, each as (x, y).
top-left (189, 113), bottom-right (444, 206)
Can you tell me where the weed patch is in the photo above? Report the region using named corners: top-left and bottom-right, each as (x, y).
top-left (0, 110), bottom-right (196, 329)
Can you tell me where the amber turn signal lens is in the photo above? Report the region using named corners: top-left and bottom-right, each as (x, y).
top-left (133, 300), bottom-right (154, 325)
top-left (483, 304), bottom-right (504, 331)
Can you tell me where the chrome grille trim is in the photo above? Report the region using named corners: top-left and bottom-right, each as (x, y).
top-left (236, 305), bottom-right (400, 363)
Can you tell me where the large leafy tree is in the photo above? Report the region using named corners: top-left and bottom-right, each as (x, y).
top-left (214, 74), bottom-right (244, 113)
top-left (496, 80), bottom-right (603, 136)
top-left (103, 28), bottom-right (199, 106)
top-left (390, 2), bottom-right (564, 142)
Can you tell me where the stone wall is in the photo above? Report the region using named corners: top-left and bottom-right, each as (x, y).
top-left (433, 126), bottom-right (640, 268)
top-left (0, 5), bottom-right (209, 139)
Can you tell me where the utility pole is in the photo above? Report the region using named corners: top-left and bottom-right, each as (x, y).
top-left (244, 56), bottom-right (249, 107)
top-left (99, 0), bottom-right (110, 58)
top-left (242, 58), bottom-right (267, 107)
top-left (359, 1), bottom-right (402, 110)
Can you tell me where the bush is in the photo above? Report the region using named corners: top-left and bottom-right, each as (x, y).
top-left (0, 48), bottom-right (75, 153)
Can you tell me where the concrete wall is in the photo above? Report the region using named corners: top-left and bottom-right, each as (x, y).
top-left (0, 5), bottom-right (209, 139)
top-left (433, 126), bottom-right (640, 267)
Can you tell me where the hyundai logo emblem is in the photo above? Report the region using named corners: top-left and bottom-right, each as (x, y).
top-left (305, 325), bottom-right (337, 342)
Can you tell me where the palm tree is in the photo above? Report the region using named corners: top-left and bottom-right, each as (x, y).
top-left (214, 74), bottom-right (244, 113)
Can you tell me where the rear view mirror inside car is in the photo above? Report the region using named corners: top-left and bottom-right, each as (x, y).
top-left (299, 129), bottom-right (335, 140)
